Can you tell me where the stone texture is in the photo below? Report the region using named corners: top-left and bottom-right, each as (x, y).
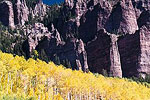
top-left (110, 34), bottom-right (122, 77)
top-left (138, 25), bottom-right (150, 78)
top-left (36, 36), bottom-right (88, 70)
top-left (62, 19), bottom-right (78, 39)
top-left (64, 0), bottom-right (110, 26)
top-left (22, 23), bottom-right (88, 71)
top-left (137, 11), bottom-right (150, 78)
top-left (132, 0), bottom-right (150, 18)
top-left (105, 0), bottom-right (138, 34)
top-left (79, 1), bottom-right (112, 42)
top-left (87, 29), bottom-right (122, 77)
top-left (137, 10), bottom-right (150, 28)
top-left (33, 0), bottom-right (47, 20)
top-left (0, 1), bottom-right (15, 28)
top-left (13, 0), bottom-right (29, 25)
top-left (22, 23), bottom-right (51, 58)
top-left (117, 10), bottom-right (150, 77)
top-left (86, 30), bottom-right (111, 74)
top-left (118, 33), bottom-right (140, 77)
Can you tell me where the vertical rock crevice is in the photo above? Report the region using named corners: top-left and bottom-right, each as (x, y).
top-left (13, 0), bottom-right (29, 25)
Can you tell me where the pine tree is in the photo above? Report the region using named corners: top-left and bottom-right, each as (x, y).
top-left (40, 49), bottom-right (49, 62)
top-left (54, 54), bottom-right (60, 65)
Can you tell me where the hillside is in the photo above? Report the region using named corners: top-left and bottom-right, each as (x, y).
top-left (0, 51), bottom-right (150, 100)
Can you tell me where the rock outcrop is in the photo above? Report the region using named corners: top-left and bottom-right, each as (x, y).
top-left (64, 0), bottom-right (150, 77)
top-left (22, 0), bottom-right (149, 77)
top-left (79, 2), bottom-right (112, 42)
top-left (86, 30), bottom-right (111, 74)
top-left (137, 10), bottom-right (150, 78)
top-left (105, 0), bottom-right (138, 34)
top-left (0, 0), bottom-right (47, 27)
top-left (22, 23), bottom-right (88, 71)
top-left (87, 29), bottom-right (122, 77)
top-left (22, 23), bottom-right (51, 58)
top-left (33, 0), bottom-right (47, 20)
top-left (36, 36), bottom-right (88, 71)
top-left (138, 25), bottom-right (150, 78)
top-left (132, 0), bottom-right (150, 18)
top-left (13, 0), bottom-right (29, 25)
top-left (110, 34), bottom-right (122, 77)
top-left (118, 10), bottom-right (150, 77)
top-left (118, 33), bottom-right (140, 77)
top-left (0, 1), bottom-right (15, 28)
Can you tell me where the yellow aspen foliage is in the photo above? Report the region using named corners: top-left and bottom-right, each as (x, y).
top-left (0, 51), bottom-right (150, 100)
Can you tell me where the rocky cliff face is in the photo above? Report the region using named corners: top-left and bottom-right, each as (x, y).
top-left (87, 29), bottom-right (122, 78)
top-left (0, 1), bottom-right (15, 28)
top-left (64, 0), bottom-right (150, 77)
top-left (13, 0), bottom-right (29, 25)
top-left (137, 10), bottom-right (150, 78)
top-left (0, 0), bottom-right (47, 27)
top-left (22, 23), bottom-right (51, 55)
top-left (110, 34), bottom-right (122, 77)
top-left (33, 0), bottom-right (47, 20)
top-left (132, 0), bottom-right (150, 18)
top-left (105, 0), bottom-right (138, 34)
top-left (22, 23), bottom-right (89, 71)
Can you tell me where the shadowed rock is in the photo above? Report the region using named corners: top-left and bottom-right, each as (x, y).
top-left (0, 1), bottom-right (15, 28)
top-left (105, 0), bottom-right (138, 34)
top-left (87, 29), bottom-right (122, 77)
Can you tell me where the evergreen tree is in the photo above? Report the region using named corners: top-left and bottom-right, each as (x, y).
top-left (39, 49), bottom-right (49, 62)
top-left (54, 54), bottom-right (60, 65)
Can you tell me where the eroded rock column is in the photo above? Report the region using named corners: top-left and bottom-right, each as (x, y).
top-left (14, 0), bottom-right (29, 25)
top-left (110, 34), bottom-right (122, 78)
top-left (0, 1), bottom-right (15, 28)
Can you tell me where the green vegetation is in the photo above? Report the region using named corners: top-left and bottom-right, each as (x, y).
top-left (1, 95), bottom-right (36, 100)
top-left (131, 75), bottom-right (150, 84)
top-left (42, 3), bottom-right (76, 34)
top-left (0, 22), bottom-right (27, 56)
